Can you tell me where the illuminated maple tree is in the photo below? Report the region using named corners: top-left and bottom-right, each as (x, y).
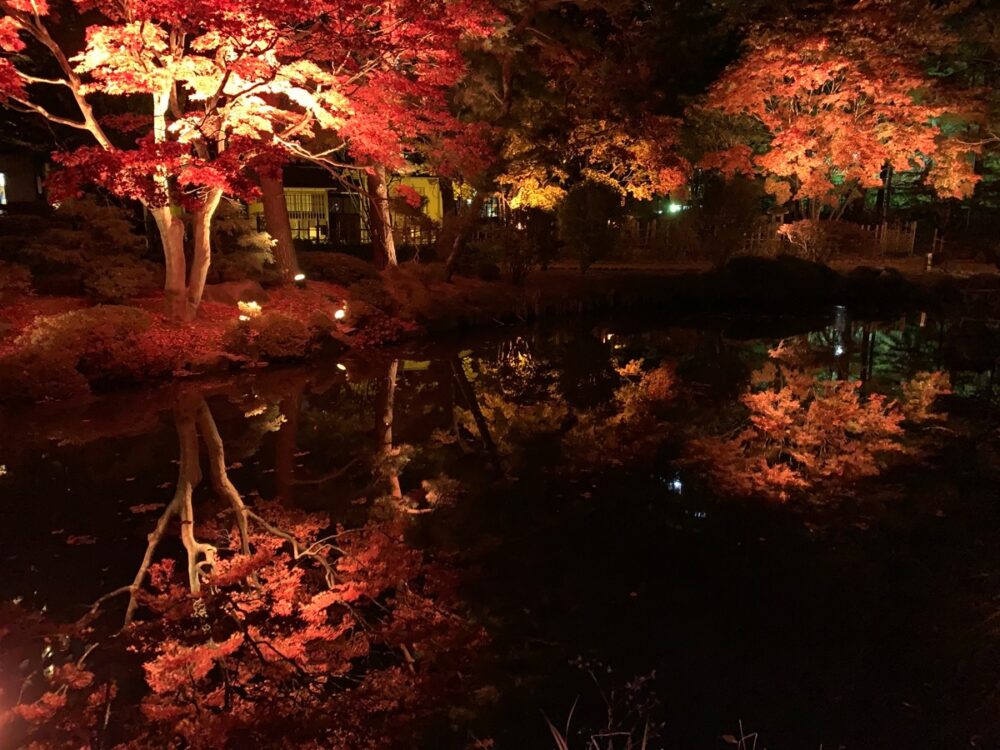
top-left (0, 0), bottom-right (496, 316)
top-left (697, 2), bottom-right (984, 218)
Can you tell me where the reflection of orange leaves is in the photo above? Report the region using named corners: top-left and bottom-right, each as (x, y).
top-left (65, 534), bottom-right (97, 545)
top-left (690, 360), bottom-right (919, 503)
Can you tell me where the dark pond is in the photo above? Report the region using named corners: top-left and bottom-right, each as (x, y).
top-left (3, 308), bottom-right (1000, 749)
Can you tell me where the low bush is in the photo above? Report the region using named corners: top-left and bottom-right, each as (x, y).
top-left (3, 198), bottom-right (155, 303)
top-left (347, 278), bottom-right (400, 315)
top-left (0, 260), bottom-right (32, 300)
top-left (0, 305), bottom-right (158, 399)
top-left (209, 202), bottom-right (280, 284)
top-left (83, 257), bottom-right (161, 303)
top-left (0, 347), bottom-right (89, 401)
top-left (557, 181), bottom-right (622, 272)
top-left (299, 251), bottom-right (379, 286)
top-left (778, 219), bottom-right (877, 262)
top-left (16, 305), bottom-right (155, 382)
top-left (468, 225), bottom-right (536, 284)
top-left (222, 312), bottom-right (312, 361)
top-left (455, 241), bottom-right (503, 281)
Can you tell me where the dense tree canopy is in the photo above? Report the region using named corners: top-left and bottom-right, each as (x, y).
top-left (695, 0), bottom-right (986, 217)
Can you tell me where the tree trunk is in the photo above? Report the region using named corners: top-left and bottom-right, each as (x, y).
top-left (187, 188), bottom-right (224, 319)
top-left (367, 165), bottom-right (397, 269)
top-left (449, 355), bottom-right (502, 473)
top-left (875, 162), bottom-right (893, 223)
top-left (274, 379), bottom-right (304, 502)
top-left (151, 206), bottom-right (188, 321)
top-left (444, 191), bottom-right (487, 282)
top-left (378, 358), bottom-right (403, 498)
top-left (260, 172), bottom-right (300, 282)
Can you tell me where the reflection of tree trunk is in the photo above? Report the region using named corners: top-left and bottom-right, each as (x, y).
top-left (274, 381), bottom-right (304, 502)
top-left (367, 165), bottom-right (398, 269)
top-left (449, 356), bottom-right (502, 473)
top-left (125, 391), bottom-right (212, 624)
top-left (261, 172), bottom-right (300, 282)
top-left (378, 359), bottom-right (403, 498)
top-left (125, 390), bottom-right (249, 625)
top-left (196, 398), bottom-right (250, 556)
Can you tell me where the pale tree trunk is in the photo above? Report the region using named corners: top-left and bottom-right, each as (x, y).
top-left (367, 165), bottom-right (398, 269)
top-left (187, 187), bottom-right (224, 319)
top-left (150, 206), bottom-right (188, 321)
top-left (260, 173), bottom-right (300, 282)
top-left (274, 379), bottom-right (304, 502)
top-left (378, 358), bottom-right (403, 499)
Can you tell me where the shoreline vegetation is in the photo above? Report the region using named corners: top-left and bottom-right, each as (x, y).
top-left (2, 254), bottom-right (999, 404)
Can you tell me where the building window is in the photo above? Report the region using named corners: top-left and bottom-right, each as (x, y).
top-left (285, 189), bottom-right (329, 240)
top-left (0, 173), bottom-right (7, 205)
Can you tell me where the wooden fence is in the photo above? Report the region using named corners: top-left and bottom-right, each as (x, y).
top-left (859, 221), bottom-right (917, 255)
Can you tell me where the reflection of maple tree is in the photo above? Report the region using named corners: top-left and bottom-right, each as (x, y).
top-left (688, 343), bottom-right (951, 502)
top-left (0, 389), bottom-right (482, 749)
top-left (455, 341), bottom-right (569, 462)
top-left (698, 3), bottom-right (983, 215)
top-left (563, 359), bottom-right (677, 468)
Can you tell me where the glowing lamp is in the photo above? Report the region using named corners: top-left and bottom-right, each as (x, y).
top-left (238, 300), bottom-right (262, 318)
top-left (294, 272), bottom-right (306, 288)
top-left (336, 363), bottom-right (347, 372)
top-left (334, 307), bottom-right (347, 321)
top-left (667, 202), bottom-right (684, 214)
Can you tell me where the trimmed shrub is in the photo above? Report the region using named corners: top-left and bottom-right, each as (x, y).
top-left (83, 257), bottom-right (161, 303)
top-left (778, 219), bottom-right (877, 262)
top-left (222, 312), bottom-right (312, 361)
top-left (299, 252), bottom-right (379, 286)
top-left (3, 198), bottom-right (155, 302)
top-left (468, 225), bottom-right (536, 284)
top-left (16, 305), bottom-right (155, 382)
top-left (557, 181), bottom-right (621, 272)
top-left (209, 202), bottom-right (279, 284)
top-left (0, 347), bottom-right (88, 402)
top-left (0, 260), bottom-right (32, 300)
top-left (348, 278), bottom-right (399, 315)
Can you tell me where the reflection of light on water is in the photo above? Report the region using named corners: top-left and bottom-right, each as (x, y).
top-left (662, 474), bottom-right (683, 494)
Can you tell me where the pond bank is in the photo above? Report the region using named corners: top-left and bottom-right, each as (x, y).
top-left (0, 256), bottom-right (995, 403)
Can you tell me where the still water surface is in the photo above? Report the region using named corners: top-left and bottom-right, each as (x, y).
top-left (2, 309), bottom-right (1000, 749)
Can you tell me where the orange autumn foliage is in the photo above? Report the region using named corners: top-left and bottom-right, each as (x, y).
top-left (688, 345), bottom-right (950, 503)
top-left (699, 3), bottom-right (983, 211)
